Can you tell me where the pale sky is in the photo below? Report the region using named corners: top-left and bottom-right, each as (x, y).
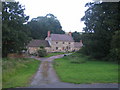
top-left (16, 0), bottom-right (93, 32)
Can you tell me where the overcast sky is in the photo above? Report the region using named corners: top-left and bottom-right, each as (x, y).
top-left (16, 0), bottom-right (93, 32)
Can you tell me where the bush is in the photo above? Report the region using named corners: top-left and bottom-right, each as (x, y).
top-left (31, 53), bottom-right (37, 56)
top-left (78, 46), bottom-right (90, 55)
top-left (109, 30), bottom-right (120, 63)
top-left (37, 49), bottom-right (47, 57)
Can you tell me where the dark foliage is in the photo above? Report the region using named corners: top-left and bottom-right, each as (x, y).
top-left (109, 30), bottom-right (120, 63)
top-left (80, 2), bottom-right (120, 60)
top-left (37, 46), bottom-right (47, 57)
top-left (72, 31), bottom-right (82, 42)
top-left (2, 2), bottom-right (31, 57)
top-left (27, 13), bottom-right (65, 39)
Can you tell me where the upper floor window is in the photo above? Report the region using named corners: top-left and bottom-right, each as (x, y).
top-left (56, 42), bottom-right (58, 44)
top-left (69, 42), bottom-right (71, 44)
top-left (63, 42), bottom-right (64, 44)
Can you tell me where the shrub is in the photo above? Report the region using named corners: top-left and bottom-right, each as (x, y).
top-left (37, 49), bottom-right (47, 57)
top-left (109, 30), bottom-right (120, 63)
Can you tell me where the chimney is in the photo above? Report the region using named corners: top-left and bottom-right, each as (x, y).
top-left (80, 40), bottom-right (83, 46)
top-left (68, 32), bottom-right (72, 36)
top-left (47, 31), bottom-right (50, 37)
top-left (80, 40), bottom-right (82, 42)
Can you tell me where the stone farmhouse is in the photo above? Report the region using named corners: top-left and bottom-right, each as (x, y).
top-left (27, 31), bottom-right (83, 54)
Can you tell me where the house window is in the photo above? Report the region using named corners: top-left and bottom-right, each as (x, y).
top-left (66, 46), bottom-right (68, 50)
top-left (69, 42), bottom-right (71, 44)
top-left (56, 47), bottom-right (58, 50)
top-left (63, 42), bottom-right (64, 44)
top-left (56, 42), bottom-right (58, 44)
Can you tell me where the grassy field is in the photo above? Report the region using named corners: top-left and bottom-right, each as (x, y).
top-left (54, 53), bottom-right (119, 84)
top-left (45, 52), bottom-right (67, 57)
top-left (2, 58), bottom-right (40, 88)
top-left (0, 59), bottom-right (2, 89)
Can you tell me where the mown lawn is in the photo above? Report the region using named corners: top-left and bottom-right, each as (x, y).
top-left (45, 52), bottom-right (67, 57)
top-left (2, 58), bottom-right (40, 88)
top-left (54, 53), bottom-right (119, 84)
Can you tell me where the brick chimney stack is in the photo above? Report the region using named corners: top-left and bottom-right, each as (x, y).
top-left (68, 32), bottom-right (72, 36)
top-left (47, 31), bottom-right (50, 37)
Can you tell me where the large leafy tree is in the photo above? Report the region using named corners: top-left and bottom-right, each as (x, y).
top-left (110, 30), bottom-right (120, 62)
top-left (27, 13), bottom-right (65, 39)
top-left (72, 31), bottom-right (82, 42)
top-left (2, 2), bottom-right (30, 57)
top-left (81, 2), bottom-right (120, 59)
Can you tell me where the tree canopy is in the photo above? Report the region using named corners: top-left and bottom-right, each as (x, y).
top-left (2, 2), bottom-right (31, 57)
top-left (72, 31), bottom-right (82, 42)
top-left (81, 2), bottom-right (120, 61)
top-left (27, 13), bottom-right (65, 39)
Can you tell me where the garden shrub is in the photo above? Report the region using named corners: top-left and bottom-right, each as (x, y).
top-left (37, 49), bottom-right (47, 57)
top-left (109, 30), bottom-right (120, 63)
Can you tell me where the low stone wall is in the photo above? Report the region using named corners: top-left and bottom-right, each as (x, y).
top-left (7, 53), bottom-right (27, 58)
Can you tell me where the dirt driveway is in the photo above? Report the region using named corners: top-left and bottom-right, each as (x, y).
top-left (29, 54), bottom-right (119, 88)
top-left (30, 54), bottom-right (64, 87)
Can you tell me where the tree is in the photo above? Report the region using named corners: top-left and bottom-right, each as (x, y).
top-left (2, 2), bottom-right (31, 57)
top-left (72, 31), bottom-right (82, 42)
top-left (81, 2), bottom-right (120, 59)
top-left (27, 13), bottom-right (65, 39)
top-left (109, 30), bottom-right (120, 62)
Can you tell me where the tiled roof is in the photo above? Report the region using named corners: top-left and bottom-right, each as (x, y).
top-left (27, 40), bottom-right (50, 47)
top-left (51, 34), bottom-right (74, 42)
top-left (74, 42), bottom-right (83, 48)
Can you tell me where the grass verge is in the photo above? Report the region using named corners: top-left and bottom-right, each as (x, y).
top-left (2, 58), bottom-right (40, 88)
top-left (54, 53), bottom-right (119, 84)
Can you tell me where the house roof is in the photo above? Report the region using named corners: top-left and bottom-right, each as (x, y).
top-left (74, 42), bottom-right (83, 48)
top-left (27, 40), bottom-right (50, 47)
top-left (50, 34), bottom-right (74, 42)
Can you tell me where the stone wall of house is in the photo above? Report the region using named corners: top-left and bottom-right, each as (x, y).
top-left (74, 46), bottom-right (83, 51)
top-left (28, 47), bottom-right (39, 54)
top-left (50, 41), bottom-right (74, 52)
top-left (45, 47), bottom-right (51, 52)
top-left (28, 47), bottom-right (51, 54)
top-left (74, 48), bottom-right (80, 51)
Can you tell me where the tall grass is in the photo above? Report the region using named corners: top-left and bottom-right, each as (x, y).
top-left (2, 58), bottom-right (40, 88)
